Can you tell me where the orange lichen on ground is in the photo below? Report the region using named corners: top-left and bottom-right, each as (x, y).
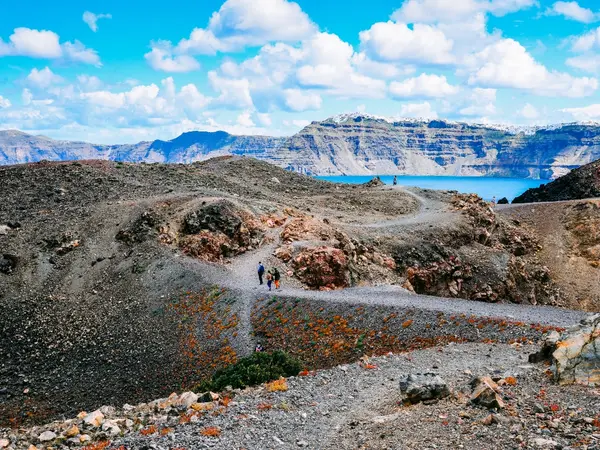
top-left (200, 426), bottom-right (221, 437)
top-left (266, 378), bottom-right (288, 392)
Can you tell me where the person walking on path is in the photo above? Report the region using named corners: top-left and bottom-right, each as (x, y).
top-left (257, 261), bottom-right (265, 285)
top-left (393, 175), bottom-right (398, 186)
top-left (273, 267), bottom-right (281, 290)
top-left (266, 270), bottom-right (273, 291)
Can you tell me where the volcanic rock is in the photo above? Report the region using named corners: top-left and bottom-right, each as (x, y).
top-left (398, 373), bottom-right (450, 404)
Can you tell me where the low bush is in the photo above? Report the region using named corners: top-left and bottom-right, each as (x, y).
top-left (199, 351), bottom-right (301, 392)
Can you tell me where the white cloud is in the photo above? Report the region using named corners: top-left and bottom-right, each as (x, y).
top-left (292, 119), bottom-right (310, 128)
top-left (359, 22), bottom-right (454, 65)
top-left (145, 45), bottom-right (201, 72)
top-left (0, 28), bottom-right (62, 58)
top-left (283, 89), bottom-right (322, 111)
top-left (0, 28), bottom-right (100, 65)
top-left (82, 11), bottom-right (112, 32)
top-left (571, 27), bottom-right (600, 52)
top-left (152, 0), bottom-right (316, 64)
top-left (547, 1), bottom-right (596, 23)
top-left (21, 88), bottom-right (32, 105)
top-left (467, 38), bottom-right (598, 97)
top-left (392, 0), bottom-right (536, 23)
top-left (459, 87), bottom-right (497, 115)
top-left (26, 67), bottom-right (63, 89)
top-left (63, 41), bottom-right (101, 66)
top-left (0, 95), bottom-right (11, 108)
top-left (77, 75), bottom-right (103, 91)
top-left (256, 112), bottom-right (272, 126)
top-left (236, 111), bottom-right (255, 127)
top-left (208, 71), bottom-right (254, 109)
top-left (561, 104), bottom-right (600, 120)
top-left (399, 101), bottom-right (438, 119)
top-left (389, 74), bottom-right (459, 99)
top-left (566, 54), bottom-right (600, 73)
top-left (518, 103), bottom-right (540, 119)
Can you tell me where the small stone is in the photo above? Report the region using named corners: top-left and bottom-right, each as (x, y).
top-left (83, 410), bottom-right (104, 427)
top-left (534, 403), bottom-right (546, 413)
top-left (470, 376), bottom-right (505, 410)
top-left (79, 434), bottom-right (91, 443)
top-left (532, 437), bottom-right (558, 448)
top-left (64, 425), bottom-right (79, 438)
top-left (0, 439), bottom-right (9, 448)
top-left (297, 440), bottom-right (308, 447)
top-left (27, 445), bottom-right (38, 450)
top-left (399, 373), bottom-right (450, 404)
top-left (38, 431), bottom-right (57, 442)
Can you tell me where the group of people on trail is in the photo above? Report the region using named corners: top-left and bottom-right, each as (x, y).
top-left (257, 261), bottom-right (281, 291)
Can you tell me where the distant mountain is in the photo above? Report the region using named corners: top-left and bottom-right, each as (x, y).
top-left (512, 158), bottom-right (600, 203)
top-left (3, 114), bottom-right (600, 178)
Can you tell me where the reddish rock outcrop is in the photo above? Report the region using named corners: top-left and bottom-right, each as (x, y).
top-left (292, 246), bottom-right (350, 290)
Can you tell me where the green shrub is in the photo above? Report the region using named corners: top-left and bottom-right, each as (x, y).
top-left (199, 351), bottom-right (301, 392)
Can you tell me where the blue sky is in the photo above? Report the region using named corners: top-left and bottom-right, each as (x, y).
top-left (3, 0), bottom-right (600, 143)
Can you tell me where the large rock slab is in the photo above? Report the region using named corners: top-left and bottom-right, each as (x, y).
top-left (398, 373), bottom-right (450, 405)
top-left (552, 314), bottom-right (600, 385)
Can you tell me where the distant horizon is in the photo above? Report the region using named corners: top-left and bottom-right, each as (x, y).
top-left (3, 1), bottom-right (600, 144)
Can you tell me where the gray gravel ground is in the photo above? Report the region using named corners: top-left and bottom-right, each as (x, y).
top-left (112, 343), bottom-right (600, 450)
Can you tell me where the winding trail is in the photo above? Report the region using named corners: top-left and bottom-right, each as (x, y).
top-left (182, 188), bottom-right (589, 356)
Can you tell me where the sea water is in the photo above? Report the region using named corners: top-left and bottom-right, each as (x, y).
top-left (317, 175), bottom-right (549, 202)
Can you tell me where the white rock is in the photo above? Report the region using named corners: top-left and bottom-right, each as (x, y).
top-left (176, 391), bottom-right (198, 408)
top-left (102, 421), bottom-right (121, 436)
top-left (79, 434), bottom-right (91, 443)
top-left (83, 410), bottom-right (104, 427)
top-left (533, 438), bottom-right (558, 448)
top-left (271, 177), bottom-right (281, 184)
top-left (38, 431), bottom-right (57, 442)
top-left (0, 439), bottom-right (9, 448)
top-left (0, 225), bottom-right (10, 235)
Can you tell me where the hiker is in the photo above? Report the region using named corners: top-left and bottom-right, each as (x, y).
top-left (273, 267), bottom-right (281, 290)
top-left (393, 175), bottom-right (398, 186)
top-left (257, 261), bottom-right (265, 285)
top-left (266, 270), bottom-right (273, 291)
top-left (255, 343), bottom-right (264, 352)
top-left (491, 196), bottom-right (497, 208)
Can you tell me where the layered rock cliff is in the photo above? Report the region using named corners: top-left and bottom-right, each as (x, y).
top-left (3, 114), bottom-right (600, 179)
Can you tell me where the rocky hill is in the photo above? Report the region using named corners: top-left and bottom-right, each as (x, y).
top-left (3, 115), bottom-right (600, 178)
top-left (512, 158), bottom-right (600, 203)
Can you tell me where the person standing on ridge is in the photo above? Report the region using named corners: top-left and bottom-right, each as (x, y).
top-left (273, 267), bottom-right (281, 290)
top-left (393, 175), bottom-right (398, 186)
top-left (258, 261), bottom-right (265, 285)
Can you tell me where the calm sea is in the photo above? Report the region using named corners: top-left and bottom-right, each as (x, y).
top-left (316, 175), bottom-right (549, 202)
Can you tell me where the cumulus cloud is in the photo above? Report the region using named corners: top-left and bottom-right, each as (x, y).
top-left (146, 0), bottom-right (316, 72)
top-left (392, 0), bottom-right (536, 23)
top-left (82, 11), bottom-right (112, 32)
top-left (459, 87), bottom-right (497, 115)
top-left (518, 103), bottom-right (540, 119)
top-left (236, 111), bottom-right (255, 127)
top-left (566, 54), bottom-right (600, 73)
top-left (283, 89), bottom-right (322, 111)
top-left (145, 45), bottom-right (201, 72)
top-left (0, 95), bottom-right (11, 108)
top-left (26, 67), bottom-right (63, 89)
top-left (359, 22), bottom-right (454, 65)
top-left (571, 27), bottom-right (600, 52)
top-left (561, 104), bottom-right (600, 120)
top-left (399, 101), bottom-right (438, 119)
top-left (208, 71), bottom-right (254, 109)
top-left (546, 1), bottom-right (596, 23)
top-left (389, 74), bottom-right (459, 99)
top-left (0, 28), bottom-right (100, 65)
top-left (467, 38), bottom-right (598, 97)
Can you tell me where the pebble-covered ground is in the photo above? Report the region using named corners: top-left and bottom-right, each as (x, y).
top-left (2, 343), bottom-right (598, 450)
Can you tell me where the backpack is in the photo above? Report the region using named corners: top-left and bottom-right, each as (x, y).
top-left (258, 264), bottom-right (265, 274)
top-left (273, 269), bottom-right (280, 280)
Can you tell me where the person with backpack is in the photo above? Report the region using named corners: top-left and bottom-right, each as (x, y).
top-left (266, 270), bottom-right (273, 291)
top-left (393, 175), bottom-right (398, 186)
top-left (257, 261), bottom-right (265, 285)
top-left (273, 267), bottom-right (281, 290)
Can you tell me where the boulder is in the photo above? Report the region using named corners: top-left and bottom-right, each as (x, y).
top-left (0, 254), bottom-right (18, 275)
top-left (292, 246), bottom-right (350, 290)
top-left (274, 245), bottom-right (293, 262)
top-left (0, 439), bottom-right (9, 448)
top-left (64, 425), bottom-right (79, 438)
top-left (497, 197), bottom-right (509, 205)
top-left (175, 391), bottom-right (199, 408)
top-left (551, 314), bottom-right (600, 385)
top-left (363, 177), bottom-right (385, 188)
top-left (398, 373), bottom-right (450, 404)
top-left (470, 376), bottom-right (505, 409)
